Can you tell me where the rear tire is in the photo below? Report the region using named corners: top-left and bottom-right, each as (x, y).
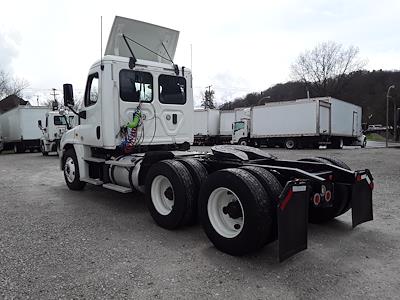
top-left (285, 139), bottom-right (296, 149)
top-left (240, 166), bottom-right (282, 243)
top-left (198, 168), bottom-right (274, 256)
top-left (317, 156), bottom-right (352, 214)
top-left (145, 160), bottom-right (196, 229)
top-left (63, 148), bottom-right (86, 190)
top-left (178, 158), bottom-right (208, 224)
top-left (298, 157), bottom-right (350, 223)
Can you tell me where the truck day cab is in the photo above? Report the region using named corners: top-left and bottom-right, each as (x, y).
top-left (38, 108), bottom-right (75, 156)
top-left (60, 16), bottom-right (374, 261)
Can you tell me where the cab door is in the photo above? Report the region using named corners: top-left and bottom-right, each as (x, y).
top-left (78, 69), bottom-right (103, 146)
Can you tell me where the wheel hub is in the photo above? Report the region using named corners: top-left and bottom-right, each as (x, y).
top-left (151, 175), bottom-right (175, 216)
top-left (222, 201), bottom-right (243, 219)
top-left (64, 157), bottom-right (75, 183)
top-left (207, 187), bottom-right (245, 238)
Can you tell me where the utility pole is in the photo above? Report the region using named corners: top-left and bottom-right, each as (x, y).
top-left (51, 88), bottom-right (59, 102)
top-left (386, 85), bottom-right (395, 147)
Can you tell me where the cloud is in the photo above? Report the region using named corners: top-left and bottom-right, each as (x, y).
top-left (0, 30), bottom-right (20, 71)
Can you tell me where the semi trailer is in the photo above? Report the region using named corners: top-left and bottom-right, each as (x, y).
top-left (232, 98), bottom-right (366, 149)
top-left (59, 16), bottom-right (373, 261)
top-left (0, 105), bottom-right (48, 153)
top-left (38, 108), bottom-right (75, 156)
top-left (193, 109), bottom-right (220, 145)
top-left (193, 109), bottom-right (235, 145)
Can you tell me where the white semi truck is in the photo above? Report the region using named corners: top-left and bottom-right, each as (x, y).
top-left (59, 16), bottom-right (373, 261)
top-left (38, 108), bottom-right (75, 156)
top-left (0, 105), bottom-right (48, 153)
top-left (232, 98), bottom-right (367, 149)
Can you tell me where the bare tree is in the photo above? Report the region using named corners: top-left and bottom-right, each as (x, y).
top-left (291, 41), bottom-right (366, 97)
top-left (201, 88), bottom-right (216, 109)
top-left (0, 70), bottom-right (29, 100)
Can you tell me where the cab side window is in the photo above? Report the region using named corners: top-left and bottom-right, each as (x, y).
top-left (84, 73), bottom-right (99, 107)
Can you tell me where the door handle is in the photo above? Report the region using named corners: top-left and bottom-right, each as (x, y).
top-left (172, 114), bottom-right (177, 124)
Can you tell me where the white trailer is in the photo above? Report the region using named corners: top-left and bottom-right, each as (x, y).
top-left (232, 98), bottom-right (366, 149)
top-left (193, 109), bottom-right (220, 145)
top-left (0, 105), bottom-right (48, 153)
top-left (219, 110), bottom-right (235, 142)
top-left (327, 97), bottom-right (365, 147)
top-left (58, 16), bottom-right (374, 261)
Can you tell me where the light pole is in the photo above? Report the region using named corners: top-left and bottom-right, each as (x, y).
top-left (386, 85), bottom-right (395, 147)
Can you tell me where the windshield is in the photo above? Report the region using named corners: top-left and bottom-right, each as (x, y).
top-left (54, 116), bottom-right (68, 126)
top-left (234, 121), bottom-right (244, 131)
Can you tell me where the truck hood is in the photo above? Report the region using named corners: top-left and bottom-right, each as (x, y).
top-left (105, 16), bottom-right (179, 64)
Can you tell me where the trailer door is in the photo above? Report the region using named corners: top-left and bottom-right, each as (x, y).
top-left (319, 102), bottom-right (331, 135)
top-left (352, 111), bottom-right (358, 136)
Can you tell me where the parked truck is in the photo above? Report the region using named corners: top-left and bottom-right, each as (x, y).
top-left (193, 109), bottom-right (236, 145)
top-left (232, 98), bottom-right (366, 149)
top-left (0, 105), bottom-right (48, 153)
top-left (59, 16), bottom-right (373, 261)
top-left (193, 109), bottom-right (220, 145)
top-left (38, 108), bottom-right (75, 156)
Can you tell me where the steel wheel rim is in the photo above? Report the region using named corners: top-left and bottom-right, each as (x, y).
top-left (286, 140), bottom-right (295, 149)
top-left (151, 175), bottom-right (174, 216)
top-left (240, 140), bottom-right (247, 146)
top-left (64, 157), bottom-right (76, 183)
top-left (207, 187), bottom-right (244, 238)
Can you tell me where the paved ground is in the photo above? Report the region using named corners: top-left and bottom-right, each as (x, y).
top-left (0, 147), bottom-right (399, 299)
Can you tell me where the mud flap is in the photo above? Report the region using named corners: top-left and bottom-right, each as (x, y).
top-left (351, 170), bottom-right (373, 228)
top-left (277, 180), bottom-right (310, 262)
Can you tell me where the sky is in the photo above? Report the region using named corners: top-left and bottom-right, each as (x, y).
top-left (0, 0), bottom-right (399, 107)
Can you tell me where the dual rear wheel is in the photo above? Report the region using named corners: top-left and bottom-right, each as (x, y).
top-left (145, 160), bottom-right (283, 256)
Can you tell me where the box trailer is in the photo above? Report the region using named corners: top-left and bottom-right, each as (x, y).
top-left (193, 109), bottom-right (220, 145)
top-left (327, 97), bottom-right (365, 147)
top-left (218, 110), bottom-right (235, 143)
top-left (58, 16), bottom-right (373, 262)
top-left (232, 98), bottom-right (366, 149)
top-left (0, 105), bottom-right (48, 153)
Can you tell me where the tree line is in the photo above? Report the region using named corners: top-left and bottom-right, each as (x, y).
top-left (211, 41), bottom-right (399, 125)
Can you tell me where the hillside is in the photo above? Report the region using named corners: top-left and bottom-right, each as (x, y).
top-left (220, 70), bottom-right (400, 124)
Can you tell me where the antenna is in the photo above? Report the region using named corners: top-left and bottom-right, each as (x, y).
top-left (100, 16), bottom-right (104, 71)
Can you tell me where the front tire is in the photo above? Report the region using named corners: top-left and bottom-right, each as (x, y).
top-left (238, 138), bottom-right (248, 146)
top-left (198, 168), bottom-right (275, 256)
top-left (63, 148), bottom-right (86, 190)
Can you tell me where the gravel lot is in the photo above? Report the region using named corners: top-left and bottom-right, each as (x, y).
top-left (1, 146), bottom-right (399, 299)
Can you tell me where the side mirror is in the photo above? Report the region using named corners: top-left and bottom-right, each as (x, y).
top-left (38, 120), bottom-right (42, 129)
top-left (63, 84), bottom-right (75, 107)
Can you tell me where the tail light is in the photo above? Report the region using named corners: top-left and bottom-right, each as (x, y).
top-left (313, 193), bottom-right (321, 206)
top-left (325, 190), bottom-right (332, 202)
